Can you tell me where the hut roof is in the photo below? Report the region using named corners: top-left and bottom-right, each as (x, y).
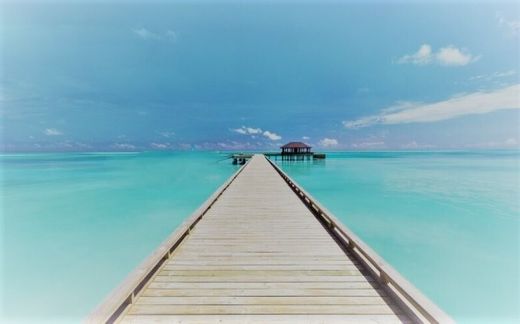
top-left (280, 142), bottom-right (312, 149)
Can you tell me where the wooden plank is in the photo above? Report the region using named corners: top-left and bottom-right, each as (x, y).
top-left (142, 288), bottom-right (387, 297)
top-left (167, 260), bottom-right (357, 264)
top-left (166, 262), bottom-right (360, 267)
top-left (145, 281), bottom-right (377, 290)
top-left (135, 296), bottom-right (390, 305)
top-left (176, 248), bottom-right (344, 253)
top-left (127, 304), bottom-right (402, 315)
top-left (167, 255), bottom-right (355, 260)
top-left (162, 264), bottom-right (362, 270)
top-left (159, 270), bottom-right (364, 276)
top-left (120, 314), bottom-right (412, 324)
top-left (152, 275), bottom-right (372, 283)
top-left (160, 267), bottom-right (361, 276)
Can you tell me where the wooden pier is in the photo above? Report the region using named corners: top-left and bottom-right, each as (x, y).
top-left (87, 154), bottom-right (452, 323)
top-left (231, 152), bottom-right (324, 164)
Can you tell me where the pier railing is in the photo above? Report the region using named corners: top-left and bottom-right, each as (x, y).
top-left (267, 157), bottom-right (454, 324)
top-left (85, 161), bottom-right (249, 324)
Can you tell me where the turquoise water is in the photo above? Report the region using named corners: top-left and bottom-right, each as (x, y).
top-left (1, 151), bottom-right (519, 323)
top-left (277, 151), bottom-right (520, 324)
top-left (0, 152), bottom-right (238, 323)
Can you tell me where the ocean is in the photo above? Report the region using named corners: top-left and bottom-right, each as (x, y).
top-left (1, 151), bottom-right (518, 323)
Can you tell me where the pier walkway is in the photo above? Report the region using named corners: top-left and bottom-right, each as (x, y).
top-left (88, 155), bottom-right (452, 323)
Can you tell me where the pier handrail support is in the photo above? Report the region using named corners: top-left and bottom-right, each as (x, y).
top-left (266, 157), bottom-right (454, 324)
top-left (85, 160), bottom-right (250, 324)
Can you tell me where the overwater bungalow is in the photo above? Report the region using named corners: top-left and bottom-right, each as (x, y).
top-left (280, 142), bottom-right (324, 160)
top-left (280, 141), bottom-right (312, 154)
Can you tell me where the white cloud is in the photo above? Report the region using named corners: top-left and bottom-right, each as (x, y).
top-left (495, 70), bottom-right (516, 78)
top-left (398, 44), bottom-right (477, 67)
top-left (497, 12), bottom-right (520, 35)
top-left (73, 141), bottom-right (92, 149)
top-left (469, 70), bottom-right (516, 82)
top-left (505, 138), bottom-right (518, 146)
top-left (158, 131), bottom-right (175, 138)
top-left (232, 126), bottom-right (262, 135)
top-left (344, 84), bottom-right (520, 129)
top-left (465, 138), bottom-right (520, 149)
top-left (247, 127), bottom-right (263, 134)
top-left (133, 28), bottom-right (161, 40)
top-left (302, 136), bottom-right (310, 140)
top-left (398, 44), bottom-right (433, 65)
top-left (113, 143), bottom-right (136, 150)
top-left (43, 128), bottom-right (63, 136)
top-left (319, 138), bottom-right (338, 147)
top-left (351, 141), bottom-right (385, 149)
top-left (436, 46), bottom-right (476, 66)
top-left (165, 30), bottom-right (177, 41)
top-left (150, 142), bottom-right (170, 149)
top-left (399, 141), bottom-right (436, 150)
top-left (263, 130), bottom-right (282, 141)
top-left (133, 28), bottom-right (177, 41)
top-left (232, 126), bottom-right (281, 141)
top-left (217, 141), bottom-right (256, 150)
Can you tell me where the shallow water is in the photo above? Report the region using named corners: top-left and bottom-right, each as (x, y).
top-left (0, 152), bottom-right (238, 323)
top-left (1, 151), bottom-right (519, 323)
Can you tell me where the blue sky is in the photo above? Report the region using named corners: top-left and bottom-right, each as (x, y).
top-left (1, 0), bottom-right (519, 151)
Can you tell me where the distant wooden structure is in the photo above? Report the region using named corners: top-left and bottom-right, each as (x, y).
top-left (281, 142), bottom-right (312, 154)
top-left (87, 155), bottom-right (452, 324)
top-left (280, 142), bottom-right (312, 160)
top-left (230, 142), bottom-right (325, 164)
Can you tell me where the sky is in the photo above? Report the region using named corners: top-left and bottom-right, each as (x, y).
top-left (1, 0), bottom-right (519, 151)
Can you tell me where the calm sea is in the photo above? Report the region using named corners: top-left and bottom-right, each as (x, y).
top-left (1, 151), bottom-right (518, 323)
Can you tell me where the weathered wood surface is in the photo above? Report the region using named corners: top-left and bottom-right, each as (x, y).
top-left (115, 155), bottom-right (410, 323)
